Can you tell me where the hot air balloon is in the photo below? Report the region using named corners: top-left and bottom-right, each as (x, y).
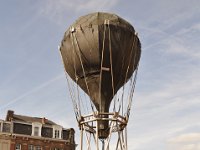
top-left (59, 12), bottom-right (141, 150)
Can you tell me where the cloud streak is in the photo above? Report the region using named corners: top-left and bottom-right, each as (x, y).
top-left (39, 0), bottom-right (119, 25)
top-left (0, 74), bottom-right (64, 110)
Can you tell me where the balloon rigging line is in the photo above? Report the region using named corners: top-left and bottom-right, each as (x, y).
top-left (107, 20), bottom-right (116, 112)
top-left (127, 65), bottom-right (139, 118)
top-left (70, 31), bottom-right (84, 115)
top-left (125, 127), bottom-right (128, 149)
top-left (73, 28), bottom-right (96, 114)
top-left (126, 36), bottom-right (139, 116)
top-left (119, 33), bottom-right (137, 116)
top-left (99, 22), bottom-right (106, 113)
top-left (126, 37), bottom-right (141, 114)
top-left (72, 31), bottom-right (95, 113)
top-left (84, 129), bottom-right (91, 150)
top-left (59, 49), bottom-right (80, 121)
top-left (66, 74), bottom-right (80, 120)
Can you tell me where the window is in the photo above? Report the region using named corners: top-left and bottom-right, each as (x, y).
top-left (28, 145), bottom-right (34, 150)
top-left (55, 130), bottom-right (60, 139)
top-left (32, 122), bottom-right (42, 137)
top-left (34, 126), bottom-right (39, 136)
top-left (52, 125), bottom-right (62, 139)
top-left (28, 145), bottom-right (42, 150)
top-left (15, 144), bottom-right (21, 150)
top-left (3, 122), bottom-right (11, 132)
top-left (35, 146), bottom-right (42, 150)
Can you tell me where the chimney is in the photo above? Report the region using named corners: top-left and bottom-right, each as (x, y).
top-left (42, 117), bottom-right (47, 124)
top-left (6, 110), bottom-right (14, 121)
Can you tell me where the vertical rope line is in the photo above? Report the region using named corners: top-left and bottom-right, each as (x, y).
top-left (71, 32), bottom-right (84, 115)
top-left (66, 73), bottom-right (80, 120)
top-left (125, 127), bottom-right (128, 150)
top-left (72, 32), bottom-right (95, 112)
top-left (104, 120), bottom-right (115, 150)
top-left (84, 130), bottom-right (91, 150)
top-left (127, 65), bottom-right (139, 116)
top-left (124, 36), bottom-right (137, 116)
top-left (126, 37), bottom-right (140, 116)
top-left (116, 137), bottom-right (120, 150)
top-left (120, 33), bottom-right (137, 116)
top-left (70, 31), bottom-right (87, 116)
top-left (76, 85), bottom-right (82, 114)
top-left (107, 20), bottom-right (116, 112)
top-left (59, 49), bottom-right (79, 121)
top-left (67, 34), bottom-right (81, 115)
top-left (118, 131), bottom-right (123, 150)
top-left (99, 22), bottom-right (106, 112)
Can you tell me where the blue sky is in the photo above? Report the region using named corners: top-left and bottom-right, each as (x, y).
top-left (0, 0), bottom-right (200, 149)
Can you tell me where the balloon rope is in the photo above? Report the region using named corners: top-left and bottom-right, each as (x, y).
top-left (126, 65), bottom-right (139, 118)
top-left (120, 33), bottom-right (137, 116)
top-left (126, 35), bottom-right (140, 116)
top-left (58, 49), bottom-right (79, 121)
top-left (72, 32), bottom-right (95, 112)
top-left (126, 47), bottom-right (139, 118)
top-left (70, 31), bottom-right (84, 115)
top-left (71, 33), bottom-right (89, 113)
top-left (106, 21), bottom-right (117, 112)
top-left (78, 25), bottom-right (104, 113)
top-left (66, 73), bottom-right (80, 120)
top-left (99, 22), bottom-right (106, 112)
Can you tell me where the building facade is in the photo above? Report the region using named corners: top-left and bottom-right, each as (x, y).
top-left (0, 110), bottom-right (76, 150)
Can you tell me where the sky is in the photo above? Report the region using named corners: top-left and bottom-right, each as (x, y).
top-left (0, 0), bottom-right (200, 149)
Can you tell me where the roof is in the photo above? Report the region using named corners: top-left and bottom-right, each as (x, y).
top-left (6, 110), bottom-right (57, 126)
top-left (13, 114), bottom-right (57, 125)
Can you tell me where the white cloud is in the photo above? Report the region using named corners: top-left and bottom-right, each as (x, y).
top-left (168, 133), bottom-right (200, 150)
top-left (169, 133), bottom-right (200, 143)
top-left (39, 0), bottom-right (119, 25)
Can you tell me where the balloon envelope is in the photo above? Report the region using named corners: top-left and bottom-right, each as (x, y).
top-left (60, 12), bottom-right (141, 113)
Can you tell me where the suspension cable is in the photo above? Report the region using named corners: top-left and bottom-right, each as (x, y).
top-left (107, 20), bottom-right (116, 112)
top-left (126, 65), bottom-right (139, 118)
top-left (99, 21), bottom-right (107, 112)
top-left (119, 33), bottom-right (137, 116)
top-left (71, 30), bottom-right (95, 112)
top-left (70, 30), bottom-right (83, 116)
top-left (59, 49), bottom-right (80, 121)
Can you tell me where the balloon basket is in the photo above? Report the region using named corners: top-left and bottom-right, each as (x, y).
top-left (78, 111), bottom-right (128, 150)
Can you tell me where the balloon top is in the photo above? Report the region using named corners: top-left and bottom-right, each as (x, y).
top-left (66, 12), bottom-right (135, 34)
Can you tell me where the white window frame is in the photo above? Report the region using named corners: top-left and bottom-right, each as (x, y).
top-left (52, 125), bottom-right (62, 139)
top-left (15, 143), bottom-right (21, 150)
top-left (34, 126), bottom-right (39, 136)
top-left (54, 129), bottom-right (60, 139)
top-left (32, 122), bottom-right (42, 137)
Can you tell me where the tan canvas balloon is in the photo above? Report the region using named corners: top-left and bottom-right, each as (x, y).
top-left (60, 12), bottom-right (141, 139)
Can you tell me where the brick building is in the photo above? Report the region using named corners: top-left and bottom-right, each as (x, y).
top-left (0, 110), bottom-right (76, 150)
